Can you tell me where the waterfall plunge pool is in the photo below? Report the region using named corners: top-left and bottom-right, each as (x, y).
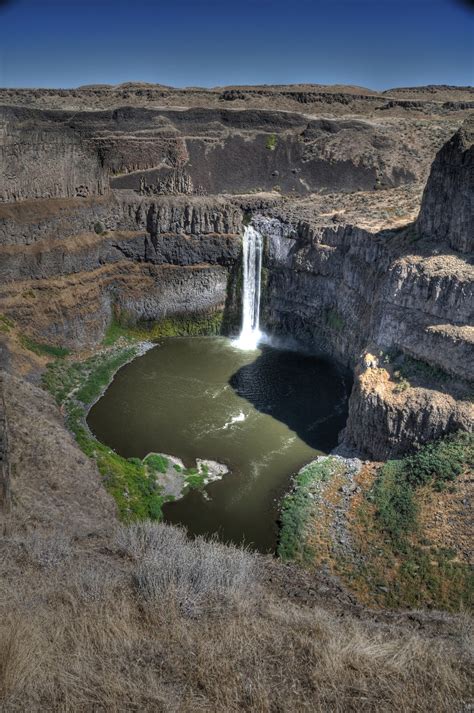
top-left (87, 336), bottom-right (350, 553)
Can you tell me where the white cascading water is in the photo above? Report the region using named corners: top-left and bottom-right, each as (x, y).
top-left (233, 225), bottom-right (263, 350)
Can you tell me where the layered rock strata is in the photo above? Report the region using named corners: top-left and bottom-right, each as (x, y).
top-left (0, 101), bottom-right (471, 460)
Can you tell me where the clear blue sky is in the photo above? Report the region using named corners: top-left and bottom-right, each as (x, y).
top-left (0, 0), bottom-right (472, 89)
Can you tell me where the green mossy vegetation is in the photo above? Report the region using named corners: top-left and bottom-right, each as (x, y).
top-left (42, 344), bottom-right (169, 521)
top-left (278, 457), bottom-right (344, 562)
top-left (266, 134), bottom-right (277, 151)
top-left (103, 311), bottom-right (224, 346)
top-left (184, 468), bottom-right (206, 490)
top-left (20, 335), bottom-right (70, 358)
top-left (0, 314), bottom-right (14, 333)
top-left (144, 453), bottom-right (169, 475)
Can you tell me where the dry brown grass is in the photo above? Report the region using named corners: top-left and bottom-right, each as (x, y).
top-left (0, 522), bottom-right (472, 712)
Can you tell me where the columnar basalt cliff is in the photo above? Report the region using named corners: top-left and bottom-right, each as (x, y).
top-left (417, 116), bottom-right (474, 253)
top-left (0, 194), bottom-right (242, 348)
top-left (253, 119), bottom-right (473, 458)
top-left (0, 88), bottom-right (472, 461)
top-left (0, 103), bottom-right (461, 203)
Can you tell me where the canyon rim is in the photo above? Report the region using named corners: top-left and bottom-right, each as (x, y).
top-left (0, 11), bottom-right (473, 709)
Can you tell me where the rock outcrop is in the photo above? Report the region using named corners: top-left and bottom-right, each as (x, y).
top-left (0, 104), bottom-right (457, 203)
top-left (253, 121), bottom-right (473, 457)
top-left (344, 364), bottom-right (472, 460)
top-left (0, 89), bottom-right (471, 460)
top-left (0, 193), bottom-right (242, 349)
top-left (0, 106), bottom-right (108, 203)
top-left (417, 117), bottom-right (474, 253)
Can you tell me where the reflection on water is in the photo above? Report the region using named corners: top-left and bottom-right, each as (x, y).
top-left (88, 337), bottom-right (350, 553)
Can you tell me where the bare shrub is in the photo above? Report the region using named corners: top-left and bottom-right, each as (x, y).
top-left (116, 519), bottom-right (189, 560)
top-left (0, 523), bottom-right (470, 711)
top-left (117, 521), bottom-right (257, 614)
top-left (67, 562), bottom-right (125, 603)
top-left (19, 531), bottom-right (71, 569)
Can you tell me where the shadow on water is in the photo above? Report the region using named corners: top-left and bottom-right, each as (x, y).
top-left (88, 336), bottom-right (352, 552)
top-left (228, 344), bottom-right (351, 452)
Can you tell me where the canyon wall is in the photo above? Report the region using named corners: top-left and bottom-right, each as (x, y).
top-left (0, 101), bottom-right (471, 460)
top-left (1, 104), bottom-right (451, 203)
top-left (255, 120), bottom-right (473, 458)
top-left (0, 193), bottom-right (242, 349)
top-left (417, 116), bottom-right (473, 253)
top-left (0, 106), bottom-right (108, 203)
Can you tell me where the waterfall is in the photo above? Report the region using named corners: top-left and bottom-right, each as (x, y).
top-left (234, 225), bottom-right (263, 350)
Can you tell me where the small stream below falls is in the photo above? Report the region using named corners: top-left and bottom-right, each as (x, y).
top-left (88, 336), bottom-right (350, 552)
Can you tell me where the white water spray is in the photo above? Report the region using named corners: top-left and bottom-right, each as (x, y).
top-left (234, 225), bottom-right (263, 350)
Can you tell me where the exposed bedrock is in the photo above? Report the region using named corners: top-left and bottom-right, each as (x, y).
top-left (0, 192), bottom-right (242, 247)
top-left (1, 83), bottom-right (472, 116)
top-left (344, 366), bottom-right (472, 460)
top-left (0, 193), bottom-right (242, 349)
top-left (417, 117), bottom-right (473, 253)
top-left (1, 104), bottom-right (447, 203)
top-left (0, 106), bottom-right (108, 203)
top-left (0, 114), bottom-right (472, 460)
top-left (253, 121), bottom-right (473, 457)
top-left (0, 263), bottom-right (229, 349)
top-left (257, 216), bottom-right (473, 457)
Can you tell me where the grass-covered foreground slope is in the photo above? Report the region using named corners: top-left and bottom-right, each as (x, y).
top-left (278, 433), bottom-right (473, 611)
top-left (2, 520), bottom-right (471, 712)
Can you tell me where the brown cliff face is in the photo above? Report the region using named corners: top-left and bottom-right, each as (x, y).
top-left (0, 193), bottom-right (242, 350)
top-left (417, 117), bottom-right (474, 253)
top-left (0, 97), bottom-right (471, 460)
top-left (344, 365), bottom-right (472, 460)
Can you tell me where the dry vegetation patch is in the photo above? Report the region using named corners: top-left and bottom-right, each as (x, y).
top-left (0, 522), bottom-right (472, 712)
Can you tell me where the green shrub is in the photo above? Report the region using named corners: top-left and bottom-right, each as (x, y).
top-left (94, 221), bottom-right (105, 235)
top-left (371, 432), bottom-right (473, 547)
top-left (399, 355), bottom-right (450, 384)
top-left (404, 432), bottom-right (472, 487)
top-left (393, 377), bottom-right (410, 393)
top-left (372, 461), bottom-right (417, 544)
top-left (144, 454), bottom-right (169, 475)
top-left (326, 308), bottom-right (345, 332)
top-left (185, 472), bottom-right (206, 489)
top-left (0, 314), bottom-right (14, 333)
top-left (266, 134), bottom-right (277, 151)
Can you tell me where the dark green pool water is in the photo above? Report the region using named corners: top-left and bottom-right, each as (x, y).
top-left (88, 337), bottom-right (349, 552)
